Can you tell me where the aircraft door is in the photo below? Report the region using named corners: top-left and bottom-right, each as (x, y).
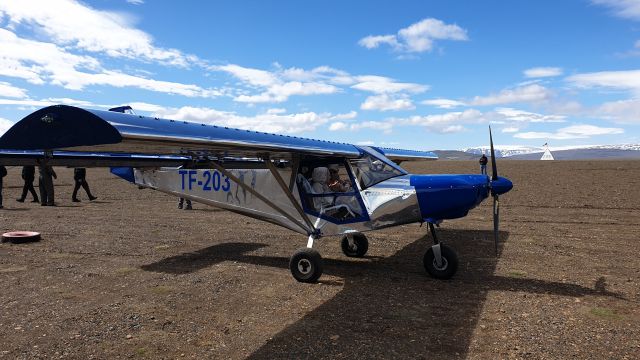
top-left (296, 159), bottom-right (368, 224)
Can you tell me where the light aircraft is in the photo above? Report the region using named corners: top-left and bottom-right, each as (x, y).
top-left (0, 105), bottom-right (512, 282)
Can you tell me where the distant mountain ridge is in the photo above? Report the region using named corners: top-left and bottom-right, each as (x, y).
top-left (459, 144), bottom-right (640, 160)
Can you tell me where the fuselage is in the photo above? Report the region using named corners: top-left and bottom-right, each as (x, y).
top-left (117, 165), bottom-right (512, 237)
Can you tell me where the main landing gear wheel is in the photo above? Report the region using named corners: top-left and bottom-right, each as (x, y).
top-left (423, 244), bottom-right (458, 280)
top-left (340, 233), bottom-right (369, 257)
top-left (289, 248), bottom-right (323, 283)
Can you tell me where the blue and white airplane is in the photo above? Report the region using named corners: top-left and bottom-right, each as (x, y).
top-left (0, 105), bottom-right (512, 282)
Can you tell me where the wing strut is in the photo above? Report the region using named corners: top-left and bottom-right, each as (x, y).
top-left (208, 161), bottom-right (312, 235)
top-left (264, 156), bottom-right (316, 234)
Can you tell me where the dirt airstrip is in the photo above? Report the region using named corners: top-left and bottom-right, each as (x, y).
top-left (0, 160), bottom-right (639, 359)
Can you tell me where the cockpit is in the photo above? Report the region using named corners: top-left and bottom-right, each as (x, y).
top-left (296, 146), bottom-right (406, 223)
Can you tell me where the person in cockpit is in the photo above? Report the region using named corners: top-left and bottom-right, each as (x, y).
top-left (310, 167), bottom-right (334, 210)
top-left (327, 164), bottom-right (351, 192)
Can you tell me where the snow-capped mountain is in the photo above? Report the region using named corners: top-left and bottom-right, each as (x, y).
top-left (462, 144), bottom-right (640, 158)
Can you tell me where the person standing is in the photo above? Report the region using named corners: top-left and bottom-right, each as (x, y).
top-left (0, 165), bottom-right (6, 209)
top-left (38, 165), bottom-right (57, 206)
top-left (16, 165), bottom-right (39, 203)
top-left (71, 168), bottom-right (97, 202)
top-left (479, 154), bottom-right (488, 175)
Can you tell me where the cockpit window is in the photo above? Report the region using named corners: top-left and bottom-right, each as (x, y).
top-left (349, 151), bottom-right (405, 189)
top-left (296, 160), bottom-right (366, 223)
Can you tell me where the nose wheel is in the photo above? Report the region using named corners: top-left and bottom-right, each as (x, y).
top-left (423, 222), bottom-right (458, 279)
top-left (340, 233), bottom-right (369, 257)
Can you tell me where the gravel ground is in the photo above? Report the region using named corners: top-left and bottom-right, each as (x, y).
top-left (0, 160), bottom-right (638, 359)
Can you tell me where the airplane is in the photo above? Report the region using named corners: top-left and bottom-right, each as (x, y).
top-left (0, 105), bottom-right (513, 283)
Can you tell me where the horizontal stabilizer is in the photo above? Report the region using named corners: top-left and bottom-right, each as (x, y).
top-left (377, 147), bottom-right (438, 163)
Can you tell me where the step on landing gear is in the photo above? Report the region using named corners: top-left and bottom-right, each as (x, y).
top-left (289, 234), bottom-right (323, 283)
top-left (423, 222), bottom-right (458, 280)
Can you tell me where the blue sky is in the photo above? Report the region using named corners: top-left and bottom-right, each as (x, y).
top-left (1, 0), bottom-right (639, 151)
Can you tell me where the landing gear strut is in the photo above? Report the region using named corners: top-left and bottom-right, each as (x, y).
top-left (289, 234), bottom-right (323, 283)
top-left (423, 223), bottom-right (458, 279)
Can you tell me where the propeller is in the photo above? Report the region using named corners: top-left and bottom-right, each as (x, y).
top-left (489, 126), bottom-right (500, 255)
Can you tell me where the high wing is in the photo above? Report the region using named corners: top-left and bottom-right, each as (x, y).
top-left (0, 105), bottom-right (437, 164)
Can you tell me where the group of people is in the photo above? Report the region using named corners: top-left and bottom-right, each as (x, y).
top-left (0, 165), bottom-right (97, 209)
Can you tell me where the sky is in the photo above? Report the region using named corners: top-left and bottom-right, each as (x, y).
top-left (0, 0), bottom-right (639, 151)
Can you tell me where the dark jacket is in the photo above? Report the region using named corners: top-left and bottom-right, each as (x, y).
top-left (39, 166), bottom-right (57, 179)
top-left (74, 168), bottom-right (87, 181)
top-left (479, 155), bottom-right (488, 165)
top-left (22, 165), bottom-right (35, 180)
top-left (0, 165), bottom-right (6, 178)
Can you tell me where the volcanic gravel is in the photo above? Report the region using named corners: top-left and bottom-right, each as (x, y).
top-left (0, 160), bottom-right (639, 359)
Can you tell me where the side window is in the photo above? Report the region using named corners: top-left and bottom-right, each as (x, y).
top-left (350, 153), bottom-right (404, 188)
top-left (296, 162), bottom-right (365, 223)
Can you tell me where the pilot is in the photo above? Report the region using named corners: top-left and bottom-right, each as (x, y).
top-left (327, 164), bottom-right (351, 192)
top-left (72, 168), bottom-right (97, 202)
top-left (38, 165), bottom-right (57, 206)
top-left (16, 165), bottom-right (39, 203)
top-left (311, 167), bottom-right (333, 209)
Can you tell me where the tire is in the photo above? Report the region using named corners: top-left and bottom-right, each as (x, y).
top-left (340, 233), bottom-right (369, 257)
top-left (289, 248), bottom-right (323, 283)
top-left (423, 244), bottom-right (458, 280)
top-left (2, 231), bottom-right (41, 244)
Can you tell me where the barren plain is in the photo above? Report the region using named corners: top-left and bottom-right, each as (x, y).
top-left (1, 160), bottom-right (639, 359)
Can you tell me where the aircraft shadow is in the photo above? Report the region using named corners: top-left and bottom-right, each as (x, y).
top-left (141, 229), bottom-right (621, 359)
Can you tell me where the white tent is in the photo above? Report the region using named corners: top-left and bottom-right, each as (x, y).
top-left (540, 144), bottom-right (554, 160)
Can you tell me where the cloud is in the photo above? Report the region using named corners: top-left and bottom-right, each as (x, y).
top-left (395, 109), bottom-right (483, 133)
top-left (340, 109), bottom-right (482, 134)
top-left (359, 18), bottom-right (468, 53)
top-left (360, 94), bottom-right (414, 111)
top-left (213, 63), bottom-right (427, 104)
top-left (0, 116), bottom-right (15, 136)
top-left (0, 81), bottom-right (28, 98)
top-left (154, 106), bottom-right (355, 134)
top-left (421, 98), bottom-right (466, 109)
top-left (0, 0), bottom-right (197, 67)
top-left (351, 75), bottom-right (428, 94)
top-left (213, 64), bottom-right (340, 103)
top-left (492, 108), bottom-right (566, 123)
top-left (0, 29), bottom-right (221, 97)
top-left (501, 127), bottom-right (520, 133)
top-left (470, 84), bottom-right (552, 106)
top-left (358, 35), bottom-right (399, 49)
top-left (215, 64), bottom-right (278, 87)
top-left (566, 69), bottom-right (640, 93)
top-left (514, 124), bottom-right (624, 139)
top-left (592, 0), bottom-right (640, 20)
top-left (595, 98), bottom-right (640, 123)
top-left (524, 67), bottom-right (563, 78)
top-left (0, 97), bottom-right (99, 108)
top-left (349, 121), bottom-right (394, 134)
top-left (126, 0), bottom-right (144, 4)
top-left (329, 122), bottom-right (348, 131)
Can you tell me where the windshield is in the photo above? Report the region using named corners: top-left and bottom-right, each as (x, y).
top-left (349, 147), bottom-right (406, 189)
